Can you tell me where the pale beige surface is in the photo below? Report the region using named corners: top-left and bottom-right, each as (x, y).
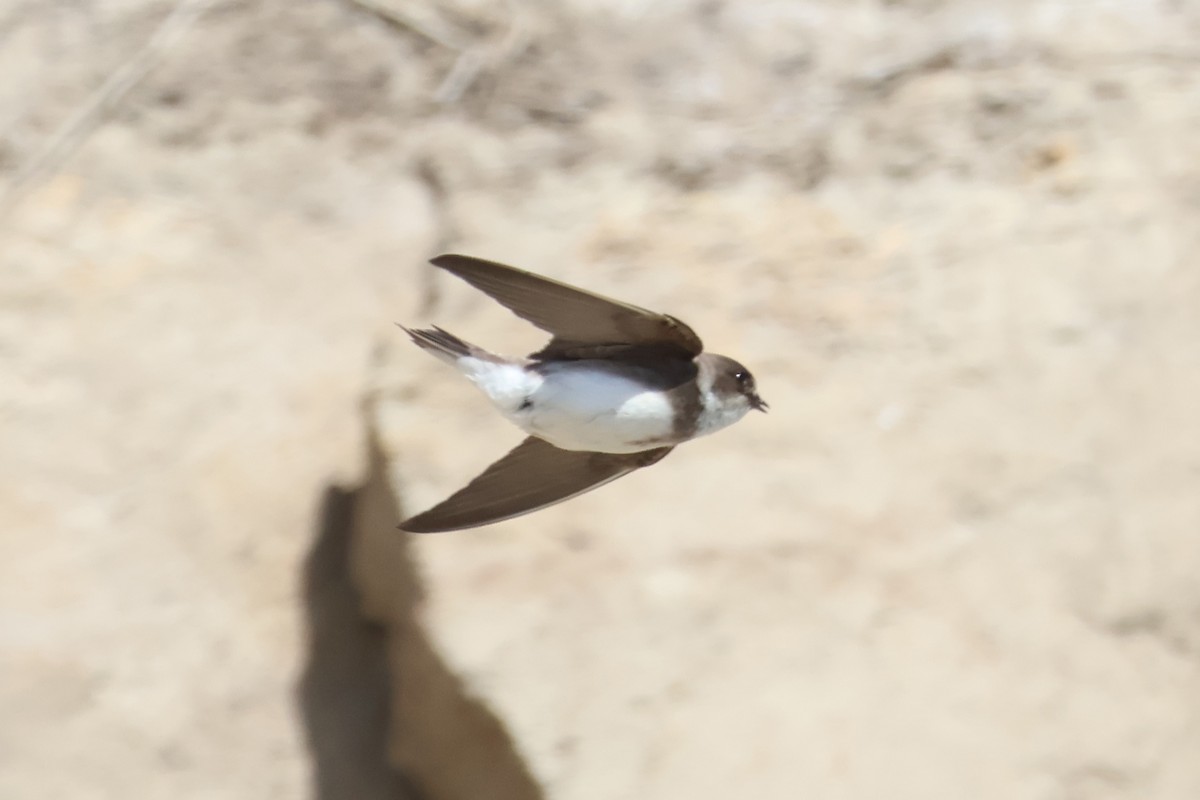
top-left (4, 1), bottom-right (1200, 799)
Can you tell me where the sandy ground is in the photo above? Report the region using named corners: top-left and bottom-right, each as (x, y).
top-left (3, 1), bottom-right (1199, 799)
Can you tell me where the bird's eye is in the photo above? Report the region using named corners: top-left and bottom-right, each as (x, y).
top-left (734, 370), bottom-right (748, 386)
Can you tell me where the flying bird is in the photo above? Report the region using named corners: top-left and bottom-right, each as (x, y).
top-left (398, 254), bottom-right (766, 533)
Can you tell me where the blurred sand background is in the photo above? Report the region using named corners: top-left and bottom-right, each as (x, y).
top-left (3, 1), bottom-right (1199, 799)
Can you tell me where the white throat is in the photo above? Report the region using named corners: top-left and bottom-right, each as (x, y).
top-left (693, 388), bottom-right (751, 439)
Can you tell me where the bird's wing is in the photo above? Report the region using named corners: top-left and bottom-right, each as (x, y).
top-left (429, 254), bottom-right (703, 359)
top-left (399, 436), bottom-right (673, 533)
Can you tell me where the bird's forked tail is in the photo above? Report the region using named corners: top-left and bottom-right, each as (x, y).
top-left (399, 325), bottom-right (493, 365)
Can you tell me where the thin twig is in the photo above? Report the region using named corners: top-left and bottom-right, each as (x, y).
top-left (0, 0), bottom-right (213, 223)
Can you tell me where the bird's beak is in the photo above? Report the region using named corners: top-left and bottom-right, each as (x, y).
top-left (750, 393), bottom-right (769, 413)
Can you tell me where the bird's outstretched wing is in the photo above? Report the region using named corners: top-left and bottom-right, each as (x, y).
top-left (400, 436), bottom-right (673, 533)
top-left (429, 254), bottom-right (703, 359)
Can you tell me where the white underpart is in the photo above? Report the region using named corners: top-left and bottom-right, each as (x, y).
top-left (454, 357), bottom-right (676, 454)
top-left (455, 356), bottom-right (537, 413)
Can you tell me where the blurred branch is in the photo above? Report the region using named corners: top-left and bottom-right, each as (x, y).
top-left (434, 10), bottom-right (529, 105)
top-left (414, 156), bottom-right (454, 316)
top-left (344, 0), bottom-right (469, 51)
top-left (0, 0), bottom-right (214, 224)
top-left (346, 0), bottom-right (530, 106)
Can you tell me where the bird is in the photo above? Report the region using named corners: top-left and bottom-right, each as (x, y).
top-left (397, 254), bottom-right (766, 533)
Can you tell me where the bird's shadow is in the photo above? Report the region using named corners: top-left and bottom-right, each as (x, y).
top-left (297, 432), bottom-right (543, 800)
top-left (297, 481), bottom-right (417, 800)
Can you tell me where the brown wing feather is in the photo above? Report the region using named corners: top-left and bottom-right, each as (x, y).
top-left (399, 436), bottom-right (673, 533)
top-left (429, 254), bottom-right (703, 359)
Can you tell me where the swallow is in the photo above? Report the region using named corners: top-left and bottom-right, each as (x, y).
top-left (398, 254), bottom-right (766, 532)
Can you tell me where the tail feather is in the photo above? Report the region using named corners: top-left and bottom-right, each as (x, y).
top-left (399, 325), bottom-right (492, 364)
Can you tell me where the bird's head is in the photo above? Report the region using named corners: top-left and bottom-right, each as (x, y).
top-left (702, 354), bottom-right (768, 415)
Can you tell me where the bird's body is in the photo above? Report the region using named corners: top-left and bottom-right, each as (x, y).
top-left (508, 360), bottom-right (680, 453)
top-left (418, 337), bottom-right (746, 454)
top-left (398, 255), bottom-right (766, 533)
